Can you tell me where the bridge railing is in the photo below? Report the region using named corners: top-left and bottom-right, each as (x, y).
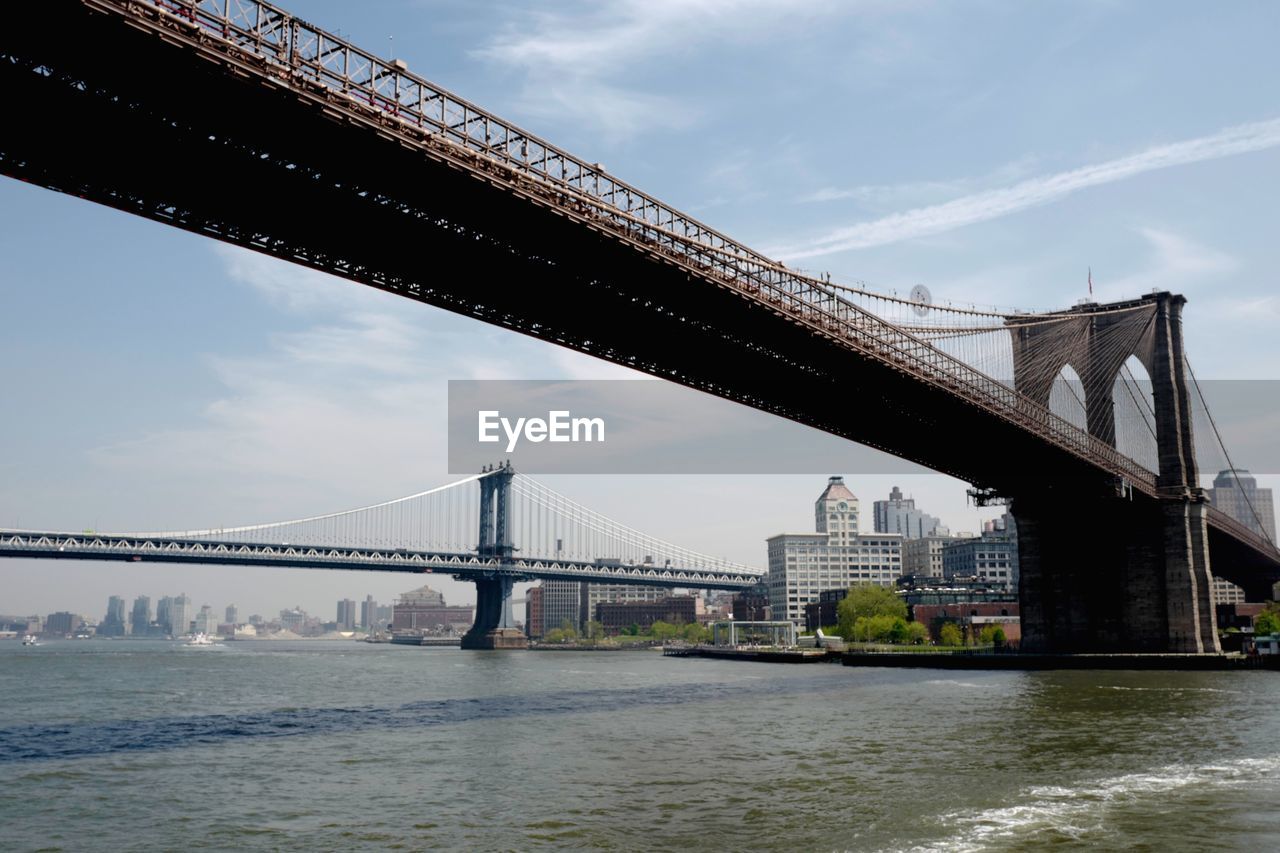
top-left (127, 0), bottom-right (1156, 493)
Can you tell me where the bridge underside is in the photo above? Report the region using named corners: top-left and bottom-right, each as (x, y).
top-left (4, 3), bottom-right (1279, 654)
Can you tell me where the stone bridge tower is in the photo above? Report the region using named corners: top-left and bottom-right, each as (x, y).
top-left (1005, 292), bottom-right (1219, 653)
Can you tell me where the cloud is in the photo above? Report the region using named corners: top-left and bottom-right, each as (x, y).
top-left (771, 117), bottom-right (1280, 259)
top-left (1092, 227), bottom-right (1237, 302)
top-left (473, 0), bottom-right (841, 138)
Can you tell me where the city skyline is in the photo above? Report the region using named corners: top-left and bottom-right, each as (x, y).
top-left (3, 0), bottom-right (1280, 618)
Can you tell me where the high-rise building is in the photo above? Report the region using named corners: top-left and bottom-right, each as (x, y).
top-left (1208, 469), bottom-right (1277, 540)
top-left (540, 579), bottom-right (580, 636)
top-left (1208, 469), bottom-right (1276, 604)
top-left (360, 595), bottom-right (377, 630)
top-left (766, 476), bottom-right (904, 623)
top-left (98, 595), bottom-right (127, 637)
top-left (873, 486), bottom-right (949, 539)
top-left (225, 604), bottom-right (239, 625)
top-left (130, 595), bottom-right (152, 636)
top-left (337, 598), bottom-right (356, 630)
top-left (525, 585), bottom-right (543, 639)
top-left (194, 605), bottom-right (218, 635)
top-left (171, 594), bottom-right (193, 637)
top-left (156, 596), bottom-right (174, 635)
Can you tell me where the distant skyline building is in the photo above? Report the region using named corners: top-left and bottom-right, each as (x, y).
top-left (225, 604), bottom-right (239, 625)
top-left (336, 598), bottom-right (356, 630)
top-left (130, 595), bottom-right (151, 636)
top-left (156, 596), bottom-right (174, 635)
top-left (1207, 469), bottom-right (1277, 542)
top-left (360, 595), bottom-right (377, 630)
top-left (194, 605), bottom-right (218, 635)
top-left (171, 594), bottom-right (193, 637)
top-left (766, 476), bottom-right (904, 623)
top-left (873, 486), bottom-right (949, 539)
top-left (98, 595), bottom-right (127, 637)
top-left (44, 611), bottom-right (78, 636)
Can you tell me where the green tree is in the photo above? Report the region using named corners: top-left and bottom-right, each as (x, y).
top-left (979, 624), bottom-right (1007, 646)
top-left (584, 620), bottom-right (605, 641)
top-left (650, 620), bottom-right (679, 642)
top-left (1255, 611), bottom-right (1280, 635)
top-left (682, 622), bottom-right (707, 643)
top-left (837, 584), bottom-right (908, 639)
top-left (887, 617), bottom-right (910, 644)
top-left (905, 621), bottom-right (928, 645)
top-left (938, 622), bottom-right (964, 647)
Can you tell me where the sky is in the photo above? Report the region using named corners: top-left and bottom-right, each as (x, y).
top-left (3, 0), bottom-right (1280, 621)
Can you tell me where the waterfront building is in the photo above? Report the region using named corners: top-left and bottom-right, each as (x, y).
top-left (595, 595), bottom-right (701, 635)
top-left (540, 579), bottom-right (580, 635)
top-left (279, 606), bottom-right (308, 633)
top-left (578, 582), bottom-right (666, 629)
top-left (731, 582), bottom-right (772, 621)
top-left (525, 585), bottom-right (543, 639)
top-left (766, 476), bottom-right (904, 623)
top-left (941, 530), bottom-right (1019, 591)
top-left (130, 595), bottom-right (151, 636)
top-left (873, 486), bottom-right (949, 539)
top-left (43, 611), bottom-right (78, 636)
top-left (98, 595), bottom-right (127, 637)
top-left (375, 604), bottom-right (394, 627)
top-left (391, 585), bottom-right (474, 633)
top-left (225, 604), bottom-right (239, 625)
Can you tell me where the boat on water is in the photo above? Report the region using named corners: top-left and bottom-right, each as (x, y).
top-left (22, 635), bottom-right (38, 647)
top-left (182, 632), bottom-right (222, 647)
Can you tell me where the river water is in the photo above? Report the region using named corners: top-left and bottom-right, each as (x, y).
top-left (1, 640), bottom-right (1277, 851)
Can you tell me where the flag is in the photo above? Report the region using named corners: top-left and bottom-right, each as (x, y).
top-left (1088, 266), bottom-right (1093, 297)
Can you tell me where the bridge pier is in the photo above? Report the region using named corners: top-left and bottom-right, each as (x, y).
top-left (1014, 492), bottom-right (1219, 653)
top-left (461, 575), bottom-right (527, 650)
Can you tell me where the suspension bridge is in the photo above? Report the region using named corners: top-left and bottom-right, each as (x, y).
top-left (2, 0), bottom-right (1279, 653)
top-left (0, 465), bottom-right (760, 648)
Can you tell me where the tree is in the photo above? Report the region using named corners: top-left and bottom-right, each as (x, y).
top-left (584, 620), bottom-right (605, 641)
top-left (887, 617), bottom-right (910, 645)
top-left (905, 621), bottom-right (928, 645)
top-left (979, 624), bottom-right (1007, 646)
top-left (939, 622), bottom-right (964, 647)
top-left (837, 584), bottom-right (908, 640)
top-left (650, 620), bottom-right (679, 642)
top-left (682, 622), bottom-right (707, 643)
top-left (1255, 611), bottom-right (1280, 636)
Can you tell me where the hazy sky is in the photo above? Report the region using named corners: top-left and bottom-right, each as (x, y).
top-left (3, 0), bottom-right (1279, 620)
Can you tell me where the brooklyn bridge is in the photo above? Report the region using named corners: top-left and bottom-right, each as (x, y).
top-left (1, 0), bottom-right (1278, 653)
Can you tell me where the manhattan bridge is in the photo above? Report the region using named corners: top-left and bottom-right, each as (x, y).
top-left (2, 0), bottom-right (1279, 652)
